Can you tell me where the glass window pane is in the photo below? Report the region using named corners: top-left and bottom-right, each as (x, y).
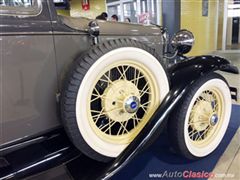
top-left (0, 0), bottom-right (34, 7)
top-left (107, 0), bottom-right (159, 24)
top-left (123, 1), bottom-right (137, 23)
top-left (139, 0), bottom-right (157, 24)
top-left (108, 4), bottom-right (121, 18)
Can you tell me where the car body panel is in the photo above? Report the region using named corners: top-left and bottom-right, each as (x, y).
top-left (60, 15), bottom-right (163, 36)
top-left (0, 1), bottom-right (59, 146)
top-left (0, 0), bottom-right (164, 147)
top-left (1, 34), bottom-right (59, 145)
top-left (59, 15), bottom-right (164, 52)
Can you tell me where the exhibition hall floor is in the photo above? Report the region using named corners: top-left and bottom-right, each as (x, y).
top-left (211, 52), bottom-right (240, 180)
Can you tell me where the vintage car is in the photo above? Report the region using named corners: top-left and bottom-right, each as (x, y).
top-left (0, 0), bottom-right (239, 179)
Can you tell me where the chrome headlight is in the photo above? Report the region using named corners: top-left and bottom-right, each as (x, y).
top-left (171, 30), bottom-right (195, 55)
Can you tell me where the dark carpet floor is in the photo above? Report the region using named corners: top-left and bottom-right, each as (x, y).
top-left (113, 105), bottom-right (240, 180)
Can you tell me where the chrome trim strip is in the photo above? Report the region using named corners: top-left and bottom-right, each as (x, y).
top-left (0, 31), bottom-right (87, 35)
top-left (53, 31), bottom-right (86, 35)
top-left (0, 31), bottom-right (53, 35)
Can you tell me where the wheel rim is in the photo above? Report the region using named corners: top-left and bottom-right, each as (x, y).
top-left (87, 61), bottom-right (159, 144)
top-left (188, 89), bottom-right (224, 147)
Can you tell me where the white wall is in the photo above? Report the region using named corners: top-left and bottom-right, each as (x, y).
top-left (226, 17), bottom-right (232, 46)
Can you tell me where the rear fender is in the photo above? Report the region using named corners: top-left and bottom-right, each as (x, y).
top-left (168, 55), bottom-right (239, 101)
top-left (169, 55), bottom-right (239, 88)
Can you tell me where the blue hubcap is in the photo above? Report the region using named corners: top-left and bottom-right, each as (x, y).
top-left (210, 114), bottom-right (218, 126)
top-left (130, 102), bottom-right (137, 109)
top-left (125, 96), bottom-right (140, 113)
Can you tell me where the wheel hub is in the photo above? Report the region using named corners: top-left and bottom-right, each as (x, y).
top-left (102, 80), bottom-right (140, 122)
top-left (124, 96), bottom-right (140, 113)
top-left (191, 101), bottom-right (212, 131)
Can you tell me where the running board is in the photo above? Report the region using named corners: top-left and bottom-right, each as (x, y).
top-left (0, 129), bottom-right (80, 180)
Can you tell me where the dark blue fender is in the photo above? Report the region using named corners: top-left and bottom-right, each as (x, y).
top-left (91, 55), bottom-right (239, 180)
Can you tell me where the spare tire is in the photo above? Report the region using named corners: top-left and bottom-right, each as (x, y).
top-left (61, 39), bottom-right (169, 162)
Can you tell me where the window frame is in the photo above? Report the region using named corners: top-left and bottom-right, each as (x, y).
top-left (0, 0), bottom-right (42, 17)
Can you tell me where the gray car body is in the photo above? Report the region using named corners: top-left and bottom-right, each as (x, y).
top-left (0, 0), bottom-right (164, 147)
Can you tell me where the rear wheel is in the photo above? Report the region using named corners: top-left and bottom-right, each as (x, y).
top-left (168, 73), bottom-right (232, 159)
top-left (61, 39), bottom-right (169, 162)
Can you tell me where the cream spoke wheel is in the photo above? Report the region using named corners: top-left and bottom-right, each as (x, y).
top-left (188, 89), bottom-right (222, 145)
top-left (88, 62), bottom-right (159, 144)
top-left (168, 73), bottom-right (231, 160)
top-left (132, 114), bottom-right (141, 128)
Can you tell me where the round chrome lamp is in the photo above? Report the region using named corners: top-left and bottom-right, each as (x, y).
top-left (171, 30), bottom-right (195, 55)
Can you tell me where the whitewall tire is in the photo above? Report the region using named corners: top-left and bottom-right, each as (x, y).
top-left (61, 39), bottom-right (169, 162)
top-left (168, 73), bottom-right (231, 159)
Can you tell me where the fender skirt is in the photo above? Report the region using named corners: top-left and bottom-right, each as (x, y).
top-left (89, 55), bottom-right (239, 180)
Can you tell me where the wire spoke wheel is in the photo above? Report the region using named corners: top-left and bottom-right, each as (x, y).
top-left (88, 62), bottom-right (157, 144)
top-left (168, 73), bottom-right (231, 159)
top-left (188, 90), bottom-right (223, 146)
top-left (61, 40), bottom-right (169, 161)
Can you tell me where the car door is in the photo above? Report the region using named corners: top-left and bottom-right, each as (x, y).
top-left (0, 0), bottom-right (59, 146)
